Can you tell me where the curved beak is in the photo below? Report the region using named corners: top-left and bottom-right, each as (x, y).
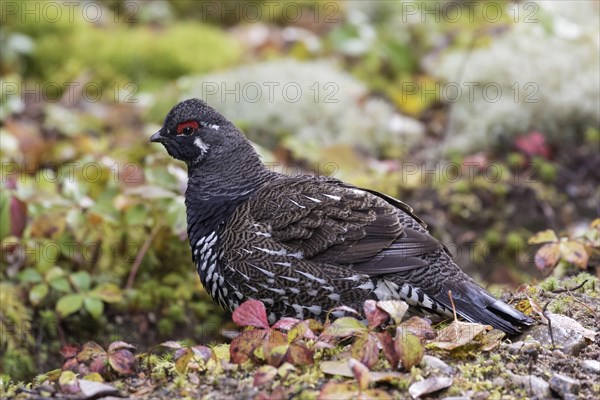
top-left (149, 129), bottom-right (165, 143)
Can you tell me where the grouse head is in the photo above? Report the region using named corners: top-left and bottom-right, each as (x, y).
top-left (149, 98), bottom-right (249, 167)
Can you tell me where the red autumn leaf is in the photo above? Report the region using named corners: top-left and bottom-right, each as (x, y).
top-left (534, 243), bottom-right (561, 271)
top-left (283, 343), bottom-right (314, 366)
top-left (376, 332), bottom-right (399, 369)
top-left (160, 341), bottom-right (183, 349)
top-left (89, 356), bottom-right (108, 374)
top-left (75, 363), bottom-right (90, 377)
top-left (461, 152), bottom-right (489, 172)
top-left (265, 345), bottom-right (288, 367)
top-left (560, 240), bottom-right (589, 269)
top-left (253, 365), bottom-right (278, 387)
top-left (4, 178), bottom-right (27, 238)
top-left (10, 197), bottom-right (27, 237)
top-left (515, 131), bottom-right (550, 159)
top-left (264, 330), bottom-right (289, 366)
top-left (191, 345), bottom-right (213, 362)
top-left (272, 317), bottom-right (301, 331)
top-left (351, 332), bottom-right (380, 369)
top-left (288, 319), bottom-right (321, 342)
top-left (398, 317), bottom-right (436, 341)
top-left (62, 358), bottom-right (79, 372)
top-left (60, 343), bottom-right (81, 359)
top-left (363, 300), bottom-right (389, 329)
top-left (108, 341), bottom-right (136, 353)
top-left (230, 329), bottom-right (267, 364)
top-left (108, 349), bottom-right (136, 375)
top-left (232, 299), bottom-right (270, 329)
top-left (77, 342), bottom-right (106, 363)
top-left (348, 358), bottom-right (371, 391)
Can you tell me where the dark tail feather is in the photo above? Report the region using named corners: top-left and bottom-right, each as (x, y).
top-left (445, 281), bottom-right (534, 335)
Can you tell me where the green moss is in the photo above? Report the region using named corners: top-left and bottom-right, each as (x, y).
top-left (484, 229), bottom-right (502, 246)
top-left (506, 231), bottom-right (526, 255)
top-left (158, 319), bottom-right (175, 336)
top-left (0, 283), bottom-right (35, 380)
top-left (540, 276), bottom-right (560, 292)
top-left (168, 304), bottom-right (185, 323)
top-left (532, 157), bottom-right (557, 183)
top-left (585, 127), bottom-right (600, 144)
top-left (548, 296), bottom-right (573, 314)
top-left (565, 272), bottom-right (598, 294)
top-left (10, 8), bottom-right (241, 93)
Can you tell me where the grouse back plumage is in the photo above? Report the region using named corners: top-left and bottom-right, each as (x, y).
top-left (150, 98), bottom-right (533, 334)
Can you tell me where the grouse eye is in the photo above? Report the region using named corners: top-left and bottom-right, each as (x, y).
top-left (176, 121), bottom-right (199, 135)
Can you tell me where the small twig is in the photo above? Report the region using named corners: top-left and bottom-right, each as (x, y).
top-left (567, 289), bottom-right (598, 319)
top-left (542, 300), bottom-right (555, 349)
top-left (551, 279), bottom-right (588, 294)
top-left (447, 290), bottom-right (458, 322)
top-left (126, 224), bottom-right (161, 289)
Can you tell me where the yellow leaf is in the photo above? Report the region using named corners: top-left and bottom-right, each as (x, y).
top-left (528, 229), bottom-right (558, 244)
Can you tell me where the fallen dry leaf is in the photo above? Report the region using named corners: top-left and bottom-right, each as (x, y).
top-left (376, 300), bottom-right (408, 325)
top-left (408, 376), bottom-right (453, 398)
top-left (428, 321), bottom-right (490, 350)
top-left (320, 360), bottom-right (354, 377)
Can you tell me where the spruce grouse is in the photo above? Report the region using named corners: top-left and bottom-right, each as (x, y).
top-left (150, 98), bottom-right (533, 334)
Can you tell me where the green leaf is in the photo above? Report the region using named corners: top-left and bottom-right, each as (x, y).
top-left (77, 341), bottom-right (107, 363)
top-left (29, 283), bottom-right (49, 306)
top-left (58, 370), bottom-right (79, 394)
top-left (84, 297), bottom-right (104, 320)
top-left (395, 332), bottom-right (424, 371)
top-left (528, 229), bottom-right (558, 244)
top-left (50, 277), bottom-right (71, 293)
top-left (90, 283), bottom-right (123, 303)
top-left (45, 266), bottom-right (65, 281)
top-left (35, 241), bottom-right (60, 273)
top-left (19, 268), bottom-right (43, 284)
top-left (174, 348), bottom-right (193, 374)
top-left (322, 317), bottom-right (367, 338)
top-left (71, 271), bottom-right (91, 291)
top-left (56, 294), bottom-right (84, 317)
